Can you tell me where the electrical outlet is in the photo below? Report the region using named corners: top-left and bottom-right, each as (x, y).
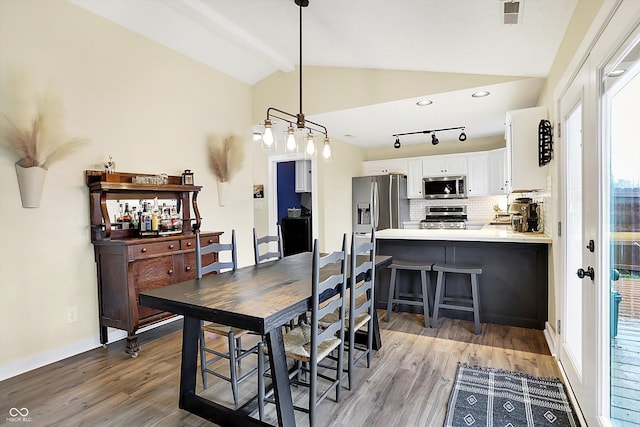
top-left (66, 306), bottom-right (78, 323)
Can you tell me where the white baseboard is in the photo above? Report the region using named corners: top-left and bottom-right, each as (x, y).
top-left (544, 321), bottom-right (558, 356)
top-left (0, 316), bottom-right (182, 382)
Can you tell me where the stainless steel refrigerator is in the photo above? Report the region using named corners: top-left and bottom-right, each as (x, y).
top-left (352, 174), bottom-right (409, 233)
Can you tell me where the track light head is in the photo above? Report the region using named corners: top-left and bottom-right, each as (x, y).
top-left (394, 137), bottom-right (401, 149)
top-left (431, 134), bottom-right (439, 145)
top-left (459, 131), bottom-right (467, 142)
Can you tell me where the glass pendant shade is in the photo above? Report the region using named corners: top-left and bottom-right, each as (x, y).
top-left (322, 137), bottom-right (331, 160)
top-left (263, 121), bottom-right (274, 147)
top-left (286, 125), bottom-right (297, 151)
top-left (306, 132), bottom-right (315, 155)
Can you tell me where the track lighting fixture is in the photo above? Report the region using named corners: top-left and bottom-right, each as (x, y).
top-left (260, 0), bottom-right (332, 160)
top-left (392, 126), bottom-right (466, 148)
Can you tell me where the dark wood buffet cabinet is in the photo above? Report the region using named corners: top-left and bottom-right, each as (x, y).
top-left (86, 170), bottom-right (220, 357)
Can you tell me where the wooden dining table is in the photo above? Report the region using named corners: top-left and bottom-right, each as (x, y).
top-left (139, 251), bottom-right (392, 427)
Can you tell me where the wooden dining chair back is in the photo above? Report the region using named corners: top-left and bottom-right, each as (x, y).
top-left (196, 229), bottom-right (259, 407)
top-left (258, 235), bottom-right (348, 427)
top-left (346, 229), bottom-right (376, 390)
top-left (253, 225), bottom-right (283, 264)
top-left (196, 229), bottom-right (237, 277)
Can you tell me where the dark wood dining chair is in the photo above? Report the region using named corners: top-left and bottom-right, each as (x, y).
top-left (253, 225), bottom-right (284, 264)
top-left (258, 235), bottom-right (348, 427)
top-left (196, 229), bottom-right (259, 407)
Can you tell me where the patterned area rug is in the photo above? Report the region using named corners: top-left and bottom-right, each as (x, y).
top-left (444, 363), bottom-right (581, 427)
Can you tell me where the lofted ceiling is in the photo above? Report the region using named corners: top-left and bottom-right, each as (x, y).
top-left (70, 0), bottom-right (578, 149)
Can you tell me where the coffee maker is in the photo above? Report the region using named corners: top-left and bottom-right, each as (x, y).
top-left (508, 197), bottom-right (543, 233)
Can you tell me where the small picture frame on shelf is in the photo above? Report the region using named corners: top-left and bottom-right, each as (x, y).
top-left (182, 169), bottom-right (194, 185)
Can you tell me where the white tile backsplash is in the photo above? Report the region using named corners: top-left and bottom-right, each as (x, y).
top-left (410, 195), bottom-right (510, 221)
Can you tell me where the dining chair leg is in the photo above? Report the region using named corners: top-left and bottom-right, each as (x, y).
top-left (199, 325), bottom-right (208, 389)
top-left (257, 341), bottom-right (265, 421)
top-left (228, 332), bottom-right (239, 407)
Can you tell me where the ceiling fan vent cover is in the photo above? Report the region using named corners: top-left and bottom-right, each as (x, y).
top-left (503, 1), bottom-right (521, 25)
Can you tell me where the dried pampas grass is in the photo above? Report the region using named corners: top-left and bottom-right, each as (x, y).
top-left (0, 90), bottom-right (87, 169)
top-left (207, 134), bottom-right (244, 182)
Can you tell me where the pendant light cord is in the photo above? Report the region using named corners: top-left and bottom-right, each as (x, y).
top-left (299, 2), bottom-right (303, 117)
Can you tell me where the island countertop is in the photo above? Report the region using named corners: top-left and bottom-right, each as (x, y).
top-left (375, 228), bottom-right (552, 244)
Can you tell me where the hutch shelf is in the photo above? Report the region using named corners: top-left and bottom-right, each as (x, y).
top-left (86, 170), bottom-right (220, 357)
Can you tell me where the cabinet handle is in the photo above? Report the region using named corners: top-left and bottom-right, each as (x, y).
top-left (141, 248), bottom-right (147, 253)
top-left (186, 266), bottom-right (191, 271)
top-left (169, 244), bottom-right (175, 249)
top-left (168, 269), bottom-right (174, 275)
top-left (187, 242), bottom-right (192, 247)
top-left (208, 239), bottom-right (213, 244)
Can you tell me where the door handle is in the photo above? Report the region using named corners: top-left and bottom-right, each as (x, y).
top-left (576, 266), bottom-right (595, 280)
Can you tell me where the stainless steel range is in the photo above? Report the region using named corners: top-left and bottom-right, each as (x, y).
top-left (420, 205), bottom-right (467, 229)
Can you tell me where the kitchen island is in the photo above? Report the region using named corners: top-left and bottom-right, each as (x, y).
top-left (375, 228), bottom-right (551, 329)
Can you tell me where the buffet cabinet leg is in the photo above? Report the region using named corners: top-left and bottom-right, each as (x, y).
top-left (126, 335), bottom-right (139, 358)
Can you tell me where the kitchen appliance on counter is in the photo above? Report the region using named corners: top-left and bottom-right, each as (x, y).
top-left (423, 175), bottom-right (467, 199)
top-left (420, 205), bottom-right (467, 229)
top-left (508, 197), bottom-right (543, 233)
top-left (352, 174), bottom-right (409, 233)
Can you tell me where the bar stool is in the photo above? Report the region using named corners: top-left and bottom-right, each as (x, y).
top-left (386, 261), bottom-right (433, 328)
top-left (432, 263), bottom-right (483, 335)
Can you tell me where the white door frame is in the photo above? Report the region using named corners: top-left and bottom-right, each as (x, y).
top-left (267, 153), bottom-right (319, 240)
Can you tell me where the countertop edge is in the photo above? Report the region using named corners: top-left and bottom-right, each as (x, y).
top-left (374, 228), bottom-right (552, 244)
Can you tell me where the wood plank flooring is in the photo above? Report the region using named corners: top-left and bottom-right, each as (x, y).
top-left (0, 311), bottom-right (560, 427)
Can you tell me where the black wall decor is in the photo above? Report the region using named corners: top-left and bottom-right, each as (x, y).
top-left (538, 119), bottom-right (553, 166)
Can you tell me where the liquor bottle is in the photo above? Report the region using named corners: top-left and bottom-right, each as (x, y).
top-left (122, 203), bottom-right (131, 230)
top-left (130, 206), bottom-right (138, 230)
top-left (143, 203), bottom-right (152, 232)
top-left (151, 197), bottom-right (159, 231)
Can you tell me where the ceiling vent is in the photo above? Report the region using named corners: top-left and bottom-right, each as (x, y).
top-left (502, 0), bottom-right (522, 25)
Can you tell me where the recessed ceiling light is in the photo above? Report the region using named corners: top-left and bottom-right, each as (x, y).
top-left (608, 69), bottom-right (626, 77)
top-left (416, 100), bottom-right (433, 106)
top-left (471, 91), bottom-right (490, 98)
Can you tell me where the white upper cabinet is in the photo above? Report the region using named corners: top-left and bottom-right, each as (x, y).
top-left (505, 106), bottom-right (548, 191)
top-left (422, 154), bottom-right (467, 176)
top-left (295, 160), bottom-right (312, 192)
top-left (406, 159), bottom-right (423, 199)
top-left (466, 152), bottom-right (489, 196)
top-left (488, 148), bottom-right (508, 195)
top-left (362, 158), bottom-right (408, 176)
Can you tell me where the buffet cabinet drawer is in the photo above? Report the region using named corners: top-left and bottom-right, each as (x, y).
top-left (128, 240), bottom-right (181, 260)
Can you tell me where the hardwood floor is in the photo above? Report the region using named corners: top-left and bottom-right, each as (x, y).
top-left (0, 311), bottom-right (560, 426)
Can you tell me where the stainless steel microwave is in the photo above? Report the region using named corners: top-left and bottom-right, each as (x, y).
top-left (423, 175), bottom-right (467, 199)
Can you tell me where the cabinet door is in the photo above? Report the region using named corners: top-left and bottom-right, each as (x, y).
top-left (363, 159), bottom-right (407, 176)
top-left (295, 160), bottom-right (311, 192)
top-left (132, 256), bottom-right (176, 319)
top-left (488, 149), bottom-right (508, 195)
top-left (466, 153), bottom-right (489, 196)
top-left (363, 160), bottom-right (387, 176)
top-left (423, 154), bottom-right (467, 176)
top-left (444, 155), bottom-right (468, 175)
top-left (505, 106), bottom-right (548, 190)
top-left (406, 159), bottom-right (423, 198)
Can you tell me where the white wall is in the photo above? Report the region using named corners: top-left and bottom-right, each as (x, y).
top-left (0, 0), bottom-right (254, 379)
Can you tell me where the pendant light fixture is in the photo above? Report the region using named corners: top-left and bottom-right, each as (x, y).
top-left (392, 126), bottom-right (466, 149)
top-left (261, 0), bottom-right (331, 160)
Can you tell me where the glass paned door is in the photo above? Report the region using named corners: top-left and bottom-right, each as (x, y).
top-left (604, 33), bottom-right (640, 426)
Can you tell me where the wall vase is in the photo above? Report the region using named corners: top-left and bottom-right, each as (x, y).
top-left (15, 163), bottom-right (47, 208)
top-left (216, 180), bottom-right (229, 206)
